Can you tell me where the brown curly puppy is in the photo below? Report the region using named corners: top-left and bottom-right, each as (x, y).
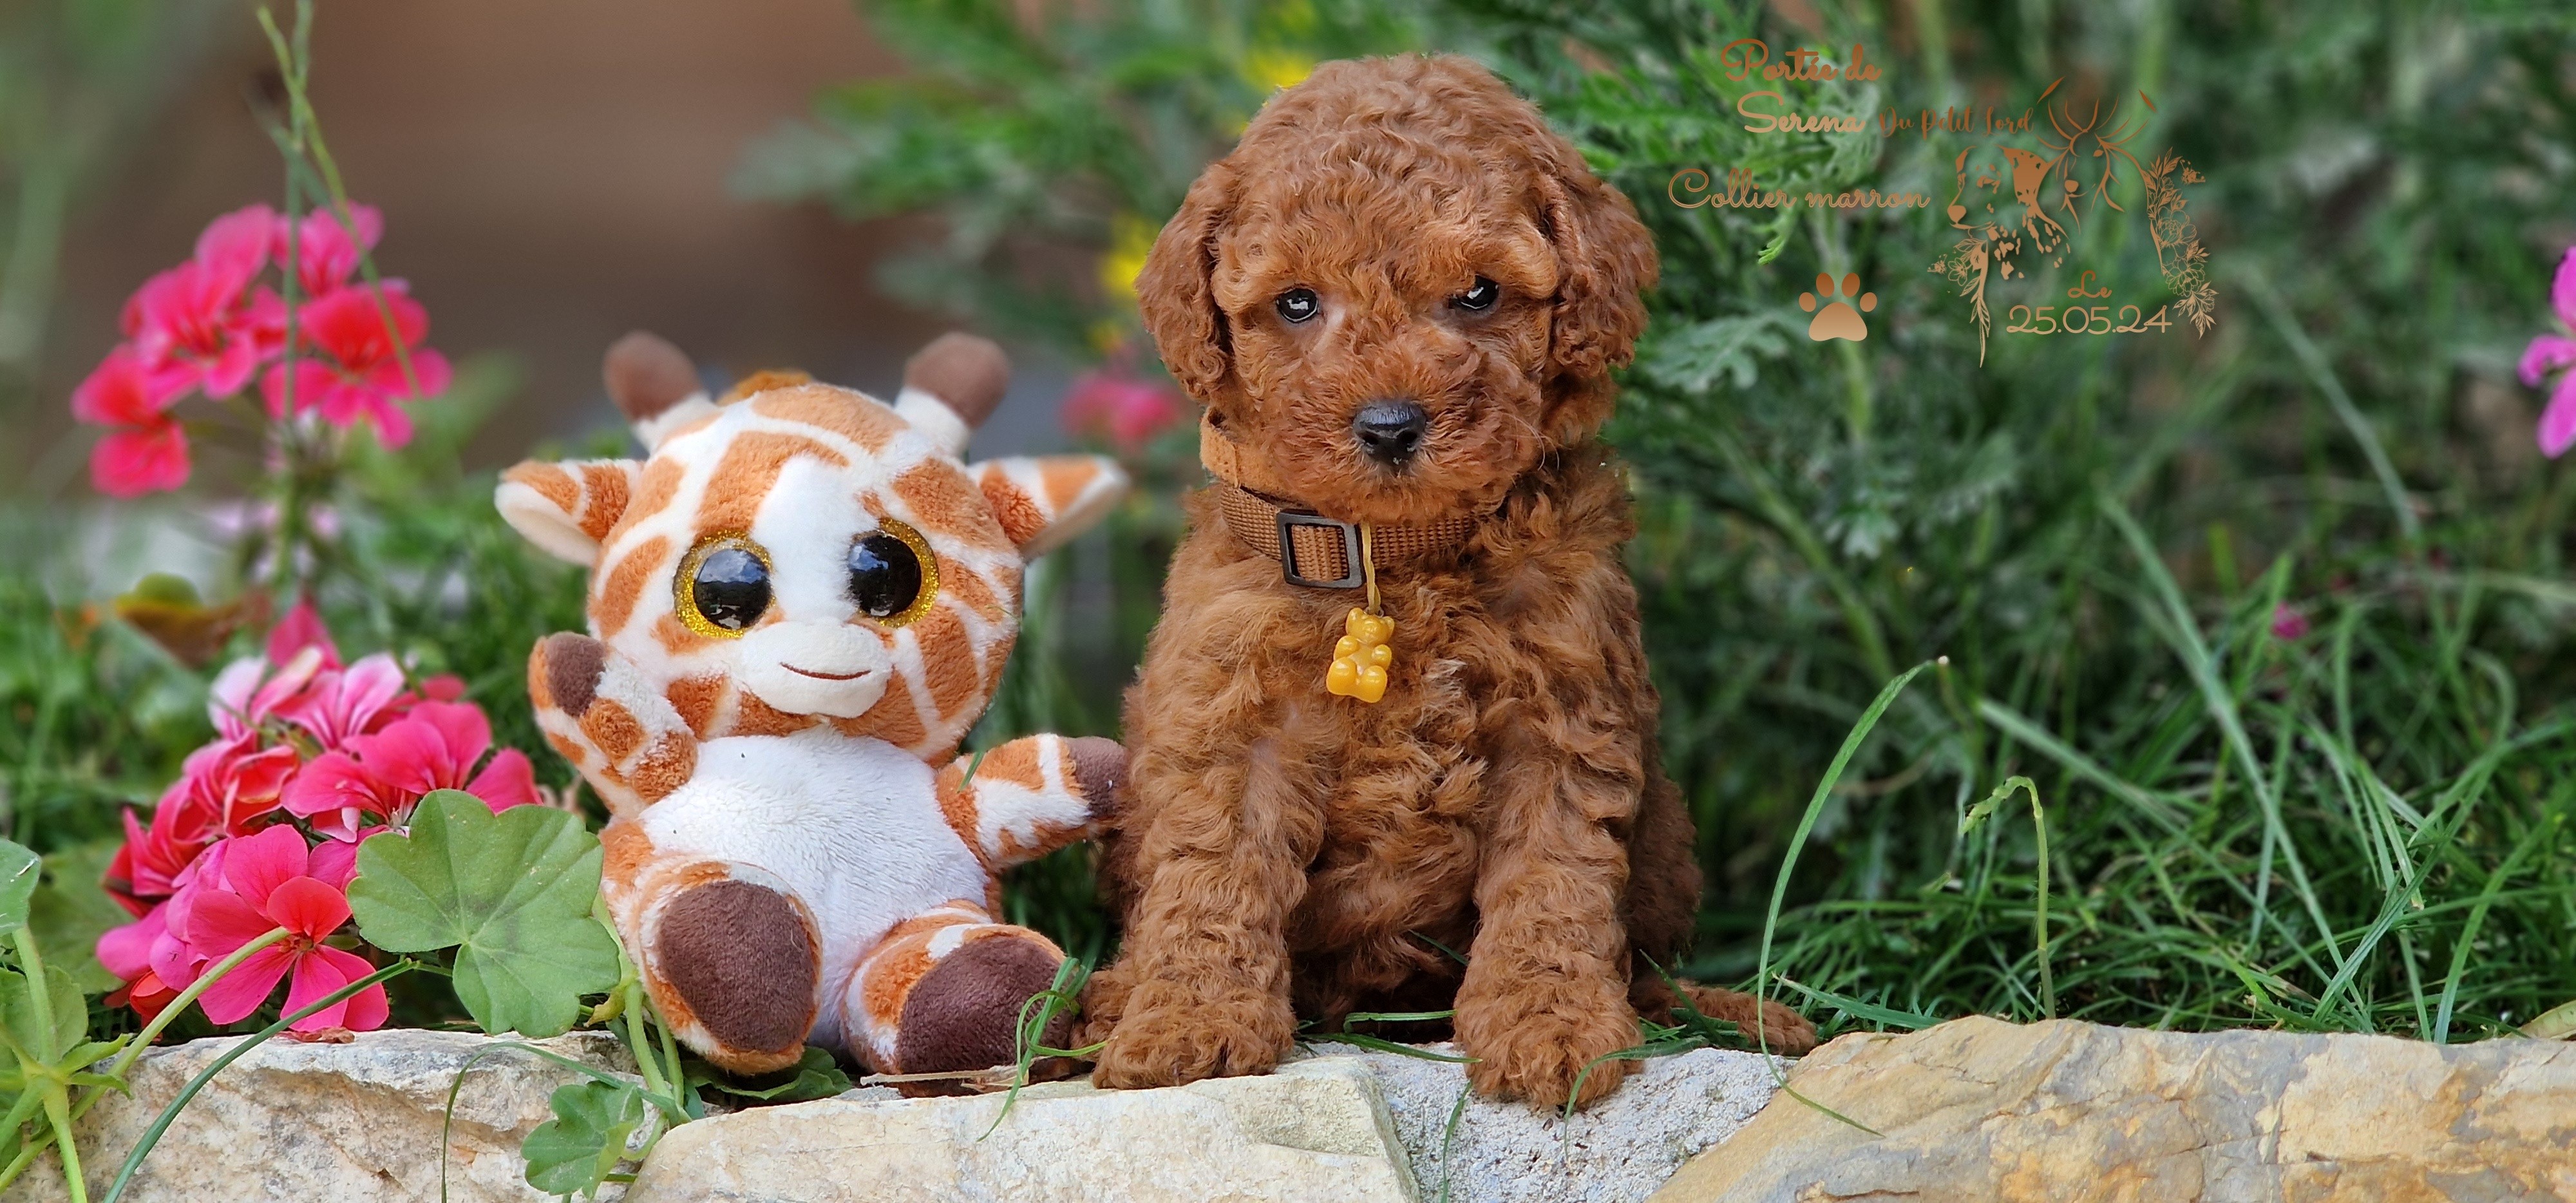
top-left (1079, 53), bottom-right (1816, 1109)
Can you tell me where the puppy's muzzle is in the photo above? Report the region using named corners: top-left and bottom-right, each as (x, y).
top-left (1353, 399), bottom-right (1428, 466)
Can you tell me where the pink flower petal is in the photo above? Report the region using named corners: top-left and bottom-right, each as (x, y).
top-left (90, 421), bottom-right (190, 498)
top-left (466, 748), bottom-right (540, 810)
top-left (259, 359), bottom-right (337, 419)
top-left (281, 750), bottom-right (388, 841)
top-left (195, 943), bottom-right (295, 1025)
top-left (98, 907), bottom-right (167, 982)
top-left (2543, 375), bottom-right (2576, 459)
top-left (344, 715), bottom-right (468, 800)
top-left (284, 204), bottom-right (384, 298)
top-left (2520, 335), bottom-right (2576, 388)
top-left (70, 346), bottom-right (187, 426)
top-left (264, 598), bottom-right (341, 670)
top-left (182, 886), bottom-right (278, 958)
top-left (365, 346), bottom-right (451, 401)
top-left (288, 946), bottom-right (388, 1032)
top-left (285, 652), bottom-right (406, 748)
top-left (306, 838), bottom-right (359, 887)
top-left (2553, 247), bottom-right (2576, 331)
top-left (198, 332), bottom-right (262, 399)
top-left (194, 204), bottom-right (278, 294)
top-left (410, 702), bottom-right (494, 767)
top-left (264, 876), bottom-right (352, 942)
top-left (360, 388), bottom-right (417, 448)
top-left (147, 919), bottom-right (207, 991)
top-left (218, 824), bottom-right (312, 908)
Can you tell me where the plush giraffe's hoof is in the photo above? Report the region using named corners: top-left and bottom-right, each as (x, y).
top-left (894, 933), bottom-right (1065, 1088)
top-left (539, 632), bottom-right (607, 717)
top-left (1065, 736), bottom-right (1128, 817)
top-left (654, 879), bottom-right (819, 1072)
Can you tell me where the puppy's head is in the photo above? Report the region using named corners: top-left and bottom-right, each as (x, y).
top-left (1139, 54), bottom-right (1656, 527)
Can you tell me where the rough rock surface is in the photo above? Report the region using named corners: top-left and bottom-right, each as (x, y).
top-left (1305, 1041), bottom-right (1781, 1203)
top-left (1651, 1016), bottom-right (2576, 1203)
top-left (625, 1056), bottom-right (1419, 1202)
top-left (21, 1028), bottom-right (635, 1203)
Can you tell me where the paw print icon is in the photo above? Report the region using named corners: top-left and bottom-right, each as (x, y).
top-left (1800, 273), bottom-right (1877, 342)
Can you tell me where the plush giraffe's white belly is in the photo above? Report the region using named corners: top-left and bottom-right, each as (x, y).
top-left (637, 727), bottom-right (986, 1041)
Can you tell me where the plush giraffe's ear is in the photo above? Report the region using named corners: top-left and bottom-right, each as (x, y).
top-left (971, 455), bottom-right (1129, 558)
top-left (497, 459), bottom-right (643, 564)
top-left (896, 332), bottom-right (1010, 457)
top-left (605, 331), bottom-right (717, 451)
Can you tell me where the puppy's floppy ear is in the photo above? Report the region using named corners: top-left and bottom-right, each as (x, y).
top-left (1137, 162), bottom-right (1237, 402)
top-left (1535, 155), bottom-right (1658, 383)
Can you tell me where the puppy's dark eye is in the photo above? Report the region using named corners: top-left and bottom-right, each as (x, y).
top-left (1275, 288), bottom-right (1320, 324)
top-left (848, 518), bottom-right (940, 627)
top-left (677, 536), bottom-right (772, 636)
top-left (1450, 277), bottom-right (1500, 312)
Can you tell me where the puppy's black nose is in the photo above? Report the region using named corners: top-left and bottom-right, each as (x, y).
top-left (1352, 400), bottom-right (1428, 465)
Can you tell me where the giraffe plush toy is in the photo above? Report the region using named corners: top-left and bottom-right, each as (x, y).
top-left (495, 331), bottom-right (1128, 1082)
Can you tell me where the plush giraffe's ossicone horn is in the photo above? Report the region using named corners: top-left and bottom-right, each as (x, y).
top-left (895, 332), bottom-right (1009, 455)
top-left (605, 331), bottom-right (717, 450)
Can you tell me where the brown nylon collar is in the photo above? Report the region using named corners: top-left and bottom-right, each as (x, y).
top-left (1200, 412), bottom-right (1481, 589)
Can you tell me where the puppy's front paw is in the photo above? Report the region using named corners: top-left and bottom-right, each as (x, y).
top-left (1457, 978), bottom-right (1640, 1110)
top-left (1070, 961), bottom-right (1137, 1051)
top-left (1088, 980), bottom-right (1293, 1090)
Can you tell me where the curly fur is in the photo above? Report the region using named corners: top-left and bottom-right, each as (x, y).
top-left (1081, 55), bottom-right (1814, 1110)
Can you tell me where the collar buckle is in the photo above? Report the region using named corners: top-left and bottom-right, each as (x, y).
top-left (1276, 510), bottom-right (1366, 589)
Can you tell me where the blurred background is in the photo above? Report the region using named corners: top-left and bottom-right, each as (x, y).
top-left (6, 0), bottom-right (2576, 1044)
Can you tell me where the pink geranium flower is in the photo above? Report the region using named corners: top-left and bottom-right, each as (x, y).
top-left (260, 282), bottom-right (450, 448)
top-left (106, 735), bottom-right (301, 907)
top-left (71, 347), bottom-right (193, 497)
top-left (283, 700), bottom-right (536, 840)
top-left (122, 204), bottom-right (285, 400)
top-left (278, 652), bottom-right (409, 751)
top-left (274, 204), bottom-right (382, 300)
top-left (1062, 362), bottom-right (1187, 451)
top-left (2270, 603), bottom-right (2311, 641)
top-left (207, 645), bottom-right (329, 743)
top-left (2521, 248), bottom-right (2576, 457)
top-left (96, 906), bottom-right (180, 1021)
top-left (154, 826), bottom-right (385, 1032)
top-left (264, 596), bottom-right (342, 668)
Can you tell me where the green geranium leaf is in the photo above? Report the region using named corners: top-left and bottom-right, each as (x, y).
top-left (686, 1045), bottom-right (851, 1103)
top-left (0, 840), bottom-right (40, 936)
top-left (32, 839), bottom-right (133, 993)
top-left (522, 1078), bottom-right (648, 1198)
top-left (0, 964), bottom-right (87, 1062)
top-left (347, 791), bottom-right (618, 1037)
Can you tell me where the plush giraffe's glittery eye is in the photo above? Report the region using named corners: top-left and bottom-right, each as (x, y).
top-left (675, 533), bottom-right (772, 637)
top-left (849, 518), bottom-right (939, 627)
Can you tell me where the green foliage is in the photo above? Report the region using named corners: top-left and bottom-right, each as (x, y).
top-left (30, 842), bottom-right (127, 995)
top-left (684, 1046), bottom-right (850, 1104)
top-left (0, 842), bottom-right (39, 933)
top-left (741, 0), bottom-right (1435, 355)
top-left (521, 1078), bottom-right (649, 1199)
top-left (347, 792), bottom-right (618, 1038)
top-left (0, 837), bottom-right (129, 1203)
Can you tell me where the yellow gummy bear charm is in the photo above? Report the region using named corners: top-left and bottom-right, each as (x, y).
top-left (1326, 607), bottom-right (1396, 703)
